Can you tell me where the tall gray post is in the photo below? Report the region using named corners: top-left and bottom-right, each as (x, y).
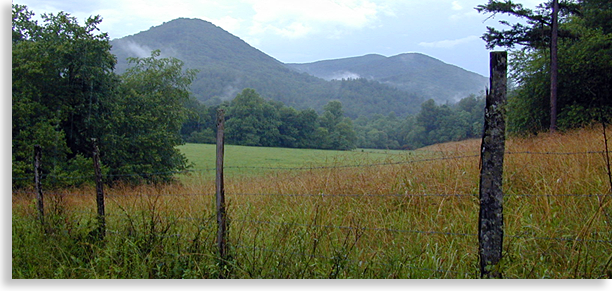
top-left (478, 51), bottom-right (507, 278)
top-left (216, 109), bottom-right (228, 277)
top-left (34, 145), bottom-right (45, 228)
top-left (92, 138), bottom-right (105, 240)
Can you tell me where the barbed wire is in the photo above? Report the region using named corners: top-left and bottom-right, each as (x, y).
top-left (13, 150), bottom-right (609, 182)
top-left (14, 141), bottom-right (612, 278)
top-left (25, 201), bottom-right (612, 248)
top-left (12, 190), bottom-right (611, 199)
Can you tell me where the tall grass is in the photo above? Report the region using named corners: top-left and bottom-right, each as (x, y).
top-left (12, 126), bottom-right (612, 278)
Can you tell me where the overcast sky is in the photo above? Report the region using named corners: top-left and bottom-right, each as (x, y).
top-left (12, 0), bottom-right (546, 77)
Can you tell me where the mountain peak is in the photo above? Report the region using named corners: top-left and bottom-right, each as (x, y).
top-left (111, 17), bottom-right (486, 117)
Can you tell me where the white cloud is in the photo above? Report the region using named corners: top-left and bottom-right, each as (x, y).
top-left (244, 0), bottom-right (385, 38)
top-left (451, 1), bottom-right (463, 11)
top-left (418, 35), bottom-right (480, 49)
top-left (206, 16), bottom-right (244, 34)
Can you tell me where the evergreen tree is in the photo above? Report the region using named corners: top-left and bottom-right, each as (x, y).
top-left (499, 0), bottom-right (612, 132)
top-left (477, 0), bottom-right (612, 132)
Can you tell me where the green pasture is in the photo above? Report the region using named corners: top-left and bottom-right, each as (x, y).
top-left (178, 143), bottom-right (425, 177)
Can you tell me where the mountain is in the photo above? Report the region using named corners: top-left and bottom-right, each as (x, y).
top-left (111, 18), bottom-right (318, 108)
top-left (287, 53), bottom-right (489, 103)
top-left (110, 18), bottom-right (483, 118)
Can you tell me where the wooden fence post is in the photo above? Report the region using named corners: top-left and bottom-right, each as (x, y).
top-left (478, 51), bottom-right (507, 278)
top-left (216, 109), bottom-right (228, 277)
top-left (91, 138), bottom-right (105, 240)
top-left (34, 145), bottom-right (45, 228)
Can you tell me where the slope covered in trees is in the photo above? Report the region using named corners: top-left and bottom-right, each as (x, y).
top-left (287, 53), bottom-right (489, 104)
top-left (110, 18), bottom-right (483, 117)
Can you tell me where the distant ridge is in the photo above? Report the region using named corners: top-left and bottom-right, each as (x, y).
top-left (111, 17), bottom-right (486, 117)
top-left (287, 53), bottom-right (488, 103)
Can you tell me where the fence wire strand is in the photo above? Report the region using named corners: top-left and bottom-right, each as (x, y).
top-left (12, 148), bottom-right (612, 278)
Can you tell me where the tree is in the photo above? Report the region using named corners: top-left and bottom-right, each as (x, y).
top-left (295, 108), bottom-right (321, 148)
top-left (501, 0), bottom-right (612, 133)
top-left (12, 4), bottom-right (117, 187)
top-left (476, 0), bottom-right (580, 131)
top-left (319, 101), bottom-right (356, 150)
top-left (181, 97), bottom-right (215, 143)
top-left (101, 50), bottom-right (197, 183)
top-left (225, 88), bottom-right (281, 147)
top-left (12, 4), bottom-right (199, 187)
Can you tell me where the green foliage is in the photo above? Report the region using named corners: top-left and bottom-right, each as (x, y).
top-left (12, 4), bottom-right (116, 188)
top-left (183, 87), bottom-right (485, 151)
top-left (102, 50), bottom-right (196, 183)
top-left (476, 0), bottom-right (581, 49)
top-left (12, 5), bottom-right (197, 187)
top-left (219, 89), bottom-right (357, 150)
top-left (226, 89), bottom-right (281, 147)
top-left (504, 0), bottom-right (612, 133)
top-left (354, 95), bottom-right (485, 150)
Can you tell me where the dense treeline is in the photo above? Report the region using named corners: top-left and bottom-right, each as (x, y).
top-left (181, 89), bottom-right (484, 150)
top-left (181, 89), bottom-right (357, 150)
top-left (354, 95), bottom-right (485, 149)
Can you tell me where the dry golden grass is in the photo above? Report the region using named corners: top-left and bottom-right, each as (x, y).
top-left (12, 125), bottom-right (612, 278)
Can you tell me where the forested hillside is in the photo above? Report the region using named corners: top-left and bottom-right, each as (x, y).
top-left (288, 53), bottom-right (489, 103)
top-left (15, 0), bottom-right (610, 189)
top-left (110, 18), bottom-right (481, 117)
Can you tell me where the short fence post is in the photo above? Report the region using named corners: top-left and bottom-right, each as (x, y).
top-left (216, 109), bottom-right (228, 277)
top-left (91, 138), bottom-right (106, 240)
top-left (34, 145), bottom-right (45, 228)
top-left (478, 51), bottom-right (507, 278)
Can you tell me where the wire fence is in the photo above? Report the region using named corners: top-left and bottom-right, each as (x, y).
top-left (11, 142), bottom-right (612, 278)
top-left (13, 50), bottom-right (612, 278)
top-left (11, 150), bottom-right (610, 182)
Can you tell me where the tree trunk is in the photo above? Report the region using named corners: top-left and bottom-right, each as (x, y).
top-left (550, 0), bottom-right (559, 132)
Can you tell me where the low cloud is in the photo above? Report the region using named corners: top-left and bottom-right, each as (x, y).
top-left (329, 71), bottom-right (360, 80)
top-left (117, 40), bottom-right (179, 60)
top-left (122, 40), bottom-right (153, 58)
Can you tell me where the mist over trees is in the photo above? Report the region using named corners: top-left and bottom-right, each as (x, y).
top-left (13, 0), bottom-right (611, 188)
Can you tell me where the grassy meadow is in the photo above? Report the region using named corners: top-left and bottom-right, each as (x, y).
top-left (177, 143), bottom-right (426, 177)
top-left (12, 126), bottom-right (612, 278)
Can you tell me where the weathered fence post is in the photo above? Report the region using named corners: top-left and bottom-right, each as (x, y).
top-left (216, 109), bottom-right (229, 277)
top-left (478, 51), bottom-right (507, 278)
top-left (34, 145), bottom-right (45, 228)
top-left (91, 138), bottom-right (106, 240)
